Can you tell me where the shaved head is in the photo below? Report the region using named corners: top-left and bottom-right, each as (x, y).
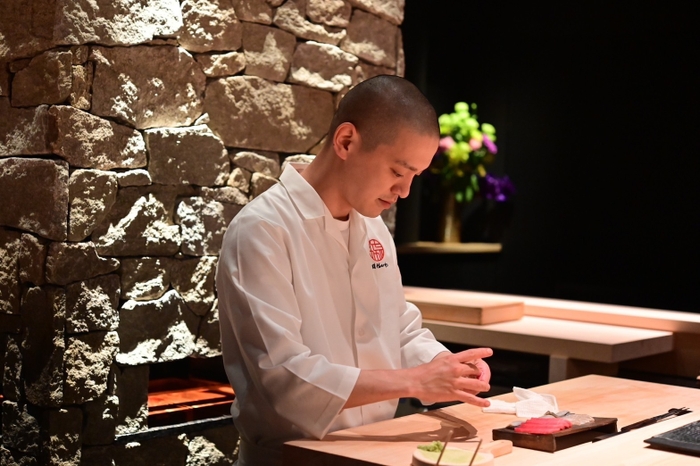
top-left (328, 75), bottom-right (439, 151)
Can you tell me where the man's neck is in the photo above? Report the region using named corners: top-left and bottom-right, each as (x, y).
top-left (301, 151), bottom-right (351, 220)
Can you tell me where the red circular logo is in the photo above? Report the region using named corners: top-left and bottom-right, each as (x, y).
top-left (368, 239), bottom-right (385, 262)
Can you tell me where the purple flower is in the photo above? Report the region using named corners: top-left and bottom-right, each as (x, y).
top-left (479, 174), bottom-right (516, 202)
top-left (438, 136), bottom-right (455, 153)
top-left (483, 134), bottom-right (498, 154)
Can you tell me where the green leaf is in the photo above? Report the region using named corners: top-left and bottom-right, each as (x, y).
top-left (466, 186), bottom-right (474, 202)
top-left (455, 191), bottom-right (464, 203)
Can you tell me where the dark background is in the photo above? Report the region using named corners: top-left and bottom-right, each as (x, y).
top-left (396, 1), bottom-right (699, 313)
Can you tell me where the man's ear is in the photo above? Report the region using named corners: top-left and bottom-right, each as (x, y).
top-left (332, 122), bottom-right (360, 161)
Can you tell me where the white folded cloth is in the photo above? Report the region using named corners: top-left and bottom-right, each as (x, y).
top-left (482, 386), bottom-right (559, 418)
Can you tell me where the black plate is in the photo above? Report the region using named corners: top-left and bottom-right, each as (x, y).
top-left (645, 420), bottom-right (700, 457)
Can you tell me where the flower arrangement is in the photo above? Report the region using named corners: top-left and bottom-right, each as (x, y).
top-left (431, 102), bottom-right (515, 203)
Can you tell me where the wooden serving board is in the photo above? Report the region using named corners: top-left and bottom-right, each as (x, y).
top-left (405, 287), bottom-right (524, 325)
top-left (492, 417), bottom-right (618, 452)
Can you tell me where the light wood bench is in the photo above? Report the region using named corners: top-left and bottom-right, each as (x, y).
top-left (405, 286), bottom-right (676, 382)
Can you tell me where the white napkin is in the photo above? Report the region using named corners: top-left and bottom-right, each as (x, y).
top-left (482, 386), bottom-right (559, 418)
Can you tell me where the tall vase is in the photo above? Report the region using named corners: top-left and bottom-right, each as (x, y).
top-left (438, 193), bottom-right (462, 243)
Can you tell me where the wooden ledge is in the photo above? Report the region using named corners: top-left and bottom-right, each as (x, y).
top-left (396, 242), bottom-right (502, 254)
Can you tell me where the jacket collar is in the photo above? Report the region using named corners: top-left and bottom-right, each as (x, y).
top-left (279, 164), bottom-right (326, 220)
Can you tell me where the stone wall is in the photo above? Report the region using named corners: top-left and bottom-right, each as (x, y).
top-left (0, 0), bottom-right (404, 464)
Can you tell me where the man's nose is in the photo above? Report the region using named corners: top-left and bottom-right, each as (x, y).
top-left (392, 177), bottom-right (412, 199)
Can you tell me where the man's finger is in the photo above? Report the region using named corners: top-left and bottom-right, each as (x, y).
top-left (454, 347), bottom-right (493, 363)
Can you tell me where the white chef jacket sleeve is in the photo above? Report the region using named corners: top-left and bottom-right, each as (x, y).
top-left (397, 299), bottom-right (449, 368)
top-left (217, 213), bottom-right (360, 439)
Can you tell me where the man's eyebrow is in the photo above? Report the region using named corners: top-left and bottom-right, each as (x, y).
top-left (395, 160), bottom-right (419, 172)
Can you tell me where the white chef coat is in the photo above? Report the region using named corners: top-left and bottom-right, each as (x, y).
top-left (216, 165), bottom-right (448, 466)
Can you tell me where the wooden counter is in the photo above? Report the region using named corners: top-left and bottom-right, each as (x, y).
top-left (284, 375), bottom-right (700, 465)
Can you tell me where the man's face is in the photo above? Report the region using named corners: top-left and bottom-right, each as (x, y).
top-left (341, 127), bottom-right (438, 218)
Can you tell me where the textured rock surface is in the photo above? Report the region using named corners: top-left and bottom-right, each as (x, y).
top-left (3, 335), bottom-right (23, 401)
top-left (280, 153), bottom-right (316, 172)
top-left (11, 50), bottom-right (73, 107)
top-left (251, 172), bottom-right (279, 197)
top-left (64, 331), bottom-right (119, 404)
top-left (289, 41), bottom-right (358, 91)
top-left (0, 229), bottom-right (21, 314)
top-left (0, 0), bottom-right (53, 61)
top-left (83, 393), bottom-right (118, 445)
top-left (226, 168), bottom-right (252, 194)
top-left (50, 106), bottom-right (147, 170)
top-left (347, 0), bottom-right (404, 25)
top-left (145, 125), bottom-right (229, 186)
top-left (66, 274), bottom-right (120, 334)
top-left (0, 63), bottom-right (10, 96)
top-left (273, 0), bottom-right (347, 45)
top-left (233, 0), bottom-right (273, 25)
top-left (117, 169), bottom-right (152, 187)
top-left (120, 257), bottom-right (171, 302)
top-left (68, 169), bottom-right (119, 241)
top-left (0, 100), bottom-right (51, 156)
top-left (206, 76), bottom-right (334, 152)
top-left (354, 61), bottom-right (395, 83)
top-left (21, 286), bottom-right (65, 407)
top-left (92, 189), bottom-right (181, 257)
top-left (199, 187), bottom-right (249, 206)
top-left (0, 158), bottom-right (69, 241)
top-left (45, 407), bottom-right (83, 466)
top-left (170, 257), bottom-right (217, 316)
top-left (114, 365), bottom-right (148, 435)
top-left (242, 23), bottom-right (296, 82)
top-left (176, 197), bottom-right (241, 256)
top-left (195, 52), bottom-right (247, 77)
top-left (180, 0), bottom-right (242, 53)
top-left (45, 242), bottom-right (120, 286)
top-left (193, 303), bottom-right (221, 358)
top-left (70, 63), bottom-right (93, 110)
top-left (19, 234), bottom-right (48, 285)
top-left (91, 46), bottom-right (206, 129)
top-left (117, 290), bottom-right (199, 365)
top-left (307, 0), bottom-right (352, 27)
top-left (2, 401), bottom-right (41, 455)
top-left (340, 9), bottom-right (397, 68)
top-left (231, 151), bottom-right (280, 177)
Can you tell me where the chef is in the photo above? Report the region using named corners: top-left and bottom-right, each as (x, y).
top-left (216, 75), bottom-right (493, 466)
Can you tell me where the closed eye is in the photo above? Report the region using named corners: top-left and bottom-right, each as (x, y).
top-left (392, 169), bottom-right (404, 178)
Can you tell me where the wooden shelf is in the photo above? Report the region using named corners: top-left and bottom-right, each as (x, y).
top-left (396, 241), bottom-right (502, 254)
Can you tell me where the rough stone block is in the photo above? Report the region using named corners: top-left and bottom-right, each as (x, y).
top-left (0, 445), bottom-right (39, 465)
top-left (45, 242), bottom-right (120, 286)
top-left (354, 61), bottom-right (395, 84)
top-left (307, 0), bottom-right (352, 27)
top-left (0, 158), bottom-right (68, 241)
top-left (3, 335), bottom-right (23, 401)
top-left (19, 233), bottom-right (48, 285)
top-left (0, 228), bottom-right (21, 314)
top-left (44, 407), bottom-right (82, 466)
top-left (84, 435), bottom-right (189, 466)
top-left (117, 290), bottom-right (200, 365)
top-left (120, 257), bottom-right (171, 301)
top-left (231, 151), bottom-right (280, 177)
top-left (170, 256), bottom-right (217, 316)
top-left (91, 46), bottom-right (206, 129)
top-left (53, 0), bottom-right (183, 48)
top-left (180, 0), bottom-right (242, 53)
top-left (70, 46), bottom-right (90, 65)
top-left (175, 198), bottom-right (241, 256)
top-left (11, 50), bottom-right (73, 107)
top-left (233, 0), bottom-right (273, 25)
top-left (199, 187), bottom-right (248, 206)
top-left (226, 167), bottom-right (252, 194)
top-left (396, 27), bottom-right (405, 77)
top-left (145, 125), bottom-right (229, 187)
top-left (83, 393), bottom-right (118, 445)
top-left (0, 62), bottom-right (9, 96)
top-left (280, 153), bottom-right (315, 172)
top-left (241, 23), bottom-right (296, 82)
top-left (0, 100), bottom-right (51, 156)
top-left (273, 0), bottom-right (346, 45)
top-left (66, 274), bottom-right (120, 334)
top-left (49, 106), bottom-right (148, 170)
top-left (21, 286), bottom-right (65, 407)
top-left (0, 0), bottom-right (54, 61)
top-left (64, 331), bottom-right (119, 404)
top-left (114, 364), bottom-right (148, 435)
top-left (193, 302), bottom-right (221, 358)
top-left (347, 0), bottom-right (404, 25)
top-left (251, 172), bottom-right (278, 197)
top-left (70, 63), bottom-right (93, 110)
top-left (186, 424), bottom-right (239, 465)
top-left (68, 169), bottom-right (119, 241)
top-left (289, 41), bottom-right (358, 92)
top-left (2, 401), bottom-right (41, 455)
top-left (340, 9), bottom-right (397, 68)
top-left (205, 76), bottom-right (334, 153)
top-left (92, 189), bottom-right (182, 257)
top-left (116, 169), bottom-right (152, 187)
top-left (195, 52), bottom-right (246, 78)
